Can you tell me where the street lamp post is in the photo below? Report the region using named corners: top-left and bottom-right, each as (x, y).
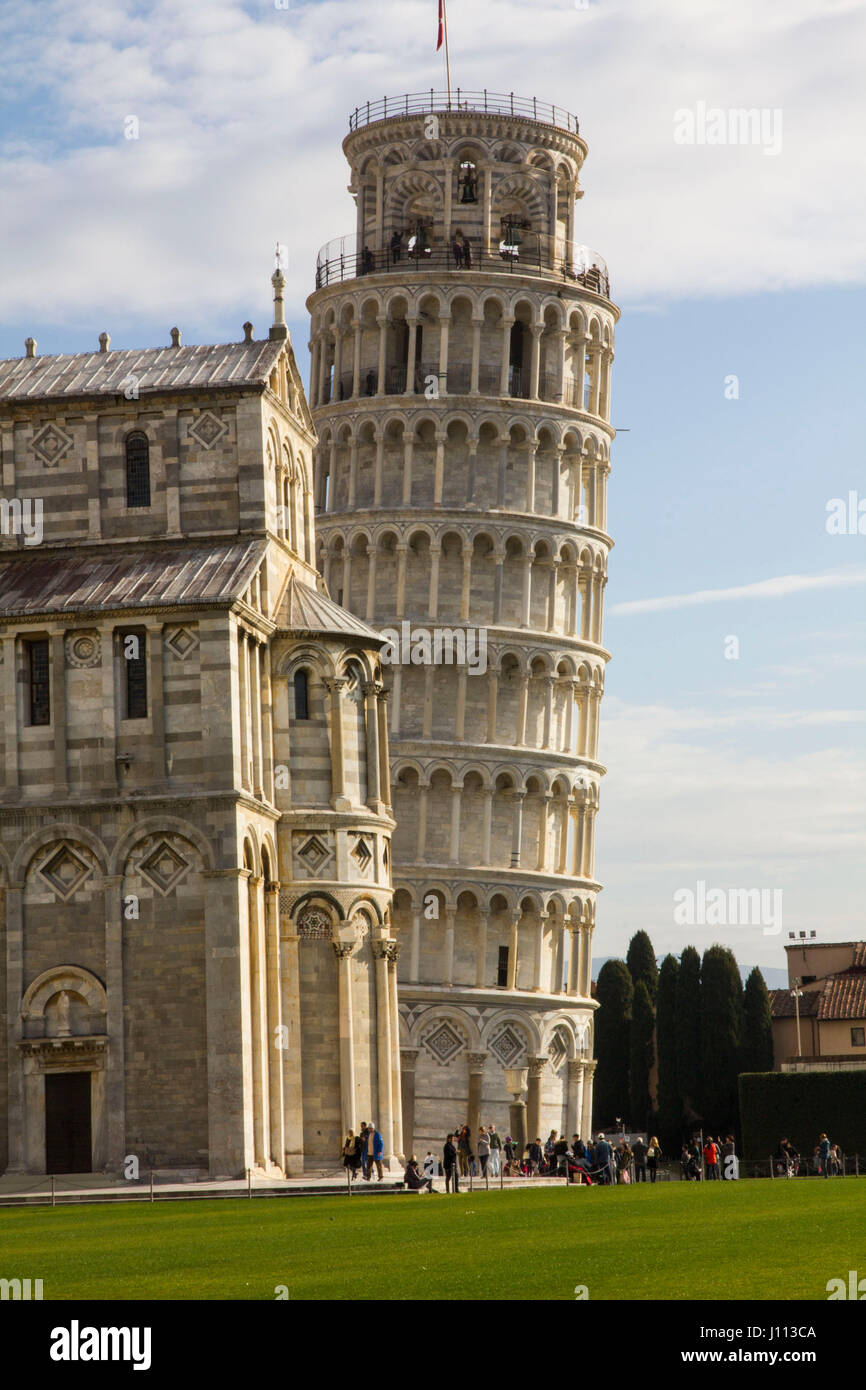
top-left (791, 978), bottom-right (804, 1059)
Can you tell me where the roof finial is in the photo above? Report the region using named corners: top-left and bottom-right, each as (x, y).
top-left (270, 244), bottom-right (288, 342)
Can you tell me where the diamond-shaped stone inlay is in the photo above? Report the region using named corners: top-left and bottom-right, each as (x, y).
top-left (39, 845), bottom-right (92, 900)
top-left (164, 626), bottom-right (199, 661)
top-left (351, 837), bottom-right (372, 870)
top-left (188, 411), bottom-right (228, 450)
top-left (32, 422), bottom-right (74, 467)
top-left (423, 1021), bottom-right (465, 1066)
top-left (298, 835), bottom-right (329, 874)
top-left (138, 841), bottom-right (189, 896)
top-left (549, 1033), bottom-right (568, 1071)
top-left (490, 1026), bottom-right (526, 1068)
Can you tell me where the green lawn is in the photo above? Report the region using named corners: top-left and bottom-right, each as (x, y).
top-left (2, 1180), bottom-right (862, 1300)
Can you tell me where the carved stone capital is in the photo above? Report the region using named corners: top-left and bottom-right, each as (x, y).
top-left (467, 1051), bottom-right (488, 1072)
top-left (528, 1055), bottom-right (549, 1079)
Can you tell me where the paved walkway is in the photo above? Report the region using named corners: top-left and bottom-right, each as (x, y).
top-left (0, 1169), bottom-right (580, 1207)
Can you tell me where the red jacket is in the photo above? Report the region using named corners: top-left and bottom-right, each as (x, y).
top-left (703, 1143), bottom-right (719, 1165)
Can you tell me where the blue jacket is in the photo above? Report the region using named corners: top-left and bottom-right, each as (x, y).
top-left (595, 1140), bottom-right (612, 1166)
top-left (368, 1128), bottom-right (384, 1160)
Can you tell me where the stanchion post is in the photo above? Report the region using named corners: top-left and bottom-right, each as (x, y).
top-left (51, 1175), bottom-right (55, 1208)
top-left (347, 1165), bottom-right (352, 1196)
top-left (150, 1171), bottom-right (154, 1203)
top-left (248, 1168), bottom-right (252, 1199)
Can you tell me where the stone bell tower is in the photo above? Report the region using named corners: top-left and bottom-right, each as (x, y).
top-left (307, 90), bottom-right (617, 1156)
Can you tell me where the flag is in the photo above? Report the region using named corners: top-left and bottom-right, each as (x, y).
top-left (437, 0), bottom-right (444, 51)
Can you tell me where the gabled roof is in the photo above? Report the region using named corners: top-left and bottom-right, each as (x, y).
top-left (280, 574), bottom-right (385, 646)
top-left (0, 340), bottom-right (285, 404)
top-left (0, 540), bottom-right (266, 618)
top-left (769, 989), bottom-right (821, 1019)
top-left (770, 968), bottom-right (866, 1023)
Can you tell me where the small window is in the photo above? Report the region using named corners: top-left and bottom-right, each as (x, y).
top-left (497, 946), bottom-right (509, 988)
top-left (126, 432), bottom-right (151, 508)
top-left (121, 630), bottom-right (148, 718)
top-left (294, 669), bottom-right (309, 720)
top-left (852, 1027), bottom-right (865, 1048)
top-left (27, 639), bottom-right (50, 725)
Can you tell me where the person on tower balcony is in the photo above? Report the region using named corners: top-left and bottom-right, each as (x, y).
top-left (461, 234), bottom-right (472, 269)
top-left (390, 229), bottom-right (403, 264)
top-left (451, 232), bottom-right (464, 268)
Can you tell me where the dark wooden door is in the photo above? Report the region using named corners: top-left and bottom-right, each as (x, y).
top-left (45, 1072), bottom-right (92, 1173)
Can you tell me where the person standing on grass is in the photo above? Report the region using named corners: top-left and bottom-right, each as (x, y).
top-left (818, 1133), bottom-right (831, 1177)
top-left (632, 1135), bottom-right (648, 1182)
top-left (444, 1133), bottom-right (460, 1192)
top-left (703, 1136), bottom-right (720, 1179)
top-left (477, 1126), bottom-right (490, 1177)
top-left (364, 1122), bottom-right (384, 1181)
top-left (615, 1139), bottom-right (633, 1184)
top-left (646, 1136), bottom-right (661, 1183)
top-left (488, 1124), bottom-right (502, 1177)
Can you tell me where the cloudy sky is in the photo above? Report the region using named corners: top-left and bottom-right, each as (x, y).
top-left (1, 0), bottom-right (864, 975)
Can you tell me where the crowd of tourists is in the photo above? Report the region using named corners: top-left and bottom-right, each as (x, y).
top-left (773, 1132), bottom-right (844, 1178)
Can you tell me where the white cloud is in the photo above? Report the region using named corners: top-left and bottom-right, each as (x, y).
top-left (608, 567), bottom-right (866, 616)
top-left (595, 696), bottom-right (866, 964)
top-left (1, 0), bottom-right (865, 338)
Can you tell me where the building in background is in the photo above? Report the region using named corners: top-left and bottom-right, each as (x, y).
top-left (308, 90), bottom-right (617, 1154)
top-left (770, 940), bottom-right (866, 1072)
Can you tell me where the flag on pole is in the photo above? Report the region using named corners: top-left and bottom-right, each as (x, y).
top-left (437, 0), bottom-right (444, 51)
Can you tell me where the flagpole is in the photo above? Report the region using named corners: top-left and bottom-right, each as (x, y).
top-left (443, 0), bottom-right (452, 107)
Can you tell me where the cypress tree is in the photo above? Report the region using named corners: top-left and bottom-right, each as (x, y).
top-left (675, 946), bottom-right (702, 1123)
top-left (593, 959), bottom-right (633, 1129)
top-left (742, 966), bottom-right (775, 1073)
top-left (626, 929), bottom-right (659, 1002)
top-left (655, 953), bottom-right (682, 1150)
top-left (700, 945), bottom-right (745, 1136)
top-left (629, 979), bottom-right (655, 1133)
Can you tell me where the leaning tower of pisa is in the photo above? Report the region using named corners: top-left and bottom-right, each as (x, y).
top-left (307, 90), bottom-right (617, 1158)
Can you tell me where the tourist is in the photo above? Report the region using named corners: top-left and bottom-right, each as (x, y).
top-left (503, 1134), bottom-right (516, 1174)
top-left (451, 233), bottom-right (464, 268)
top-left (390, 230), bottom-right (403, 263)
top-left (462, 235), bottom-right (472, 269)
top-left (477, 1126), bottom-right (490, 1177)
top-left (646, 1136), bottom-right (661, 1182)
top-left (720, 1135), bottom-right (738, 1179)
top-left (358, 1122), bottom-right (370, 1178)
top-left (829, 1142), bottom-right (843, 1177)
top-left (703, 1135), bottom-right (720, 1179)
top-left (632, 1135), bottom-right (648, 1183)
top-left (615, 1139), bottom-right (633, 1184)
top-left (528, 1137), bottom-right (543, 1175)
top-left (553, 1133), bottom-right (570, 1175)
top-left (488, 1124), bottom-right (502, 1176)
top-left (818, 1132), bottom-right (831, 1177)
top-left (443, 1133), bottom-right (460, 1192)
top-left (594, 1132), bottom-right (613, 1186)
top-left (423, 1151), bottom-right (437, 1181)
top-left (403, 1156), bottom-right (434, 1193)
top-left (544, 1130), bottom-right (558, 1172)
top-left (342, 1128), bottom-right (362, 1181)
top-left (457, 1124), bottom-right (471, 1177)
top-left (364, 1121), bottom-right (384, 1181)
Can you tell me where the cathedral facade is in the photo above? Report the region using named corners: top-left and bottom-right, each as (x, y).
top-left (0, 283), bottom-right (399, 1178)
top-left (308, 93), bottom-right (616, 1155)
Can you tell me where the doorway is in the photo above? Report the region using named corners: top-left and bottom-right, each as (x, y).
top-left (45, 1072), bottom-right (92, 1173)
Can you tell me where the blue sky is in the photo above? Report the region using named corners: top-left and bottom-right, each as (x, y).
top-left (1, 0), bottom-right (863, 972)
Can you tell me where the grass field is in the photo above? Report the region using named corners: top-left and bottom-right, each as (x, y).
top-left (2, 1180), bottom-right (862, 1300)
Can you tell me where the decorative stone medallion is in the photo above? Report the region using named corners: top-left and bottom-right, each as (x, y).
top-left (489, 1025), bottom-right (527, 1068)
top-left (65, 630), bottom-right (101, 668)
top-left (164, 626), bottom-right (199, 661)
top-left (188, 411), bottom-right (228, 450)
top-left (32, 422), bottom-right (74, 467)
top-left (137, 840), bottom-right (190, 896)
top-left (296, 906), bottom-right (332, 941)
top-left (39, 844), bottom-right (93, 900)
top-left (422, 1020), bottom-right (466, 1066)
